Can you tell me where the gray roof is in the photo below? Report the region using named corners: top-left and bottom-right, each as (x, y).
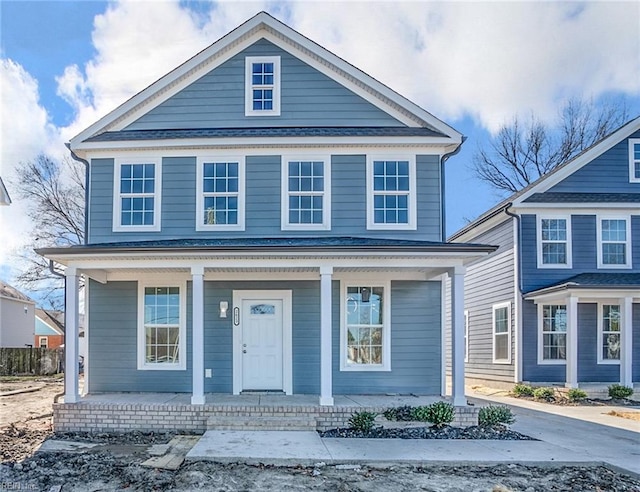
top-left (525, 273), bottom-right (640, 296)
top-left (38, 236), bottom-right (497, 255)
top-left (0, 280), bottom-right (33, 303)
top-left (85, 126), bottom-right (445, 142)
top-left (524, 192), bottom-right (640, 203)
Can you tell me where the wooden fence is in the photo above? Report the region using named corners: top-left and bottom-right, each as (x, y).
top-left (0, 347), bottom-right (63, 376)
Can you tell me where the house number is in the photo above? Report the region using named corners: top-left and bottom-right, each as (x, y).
top-left (233, 307), bottom-right (240, 326)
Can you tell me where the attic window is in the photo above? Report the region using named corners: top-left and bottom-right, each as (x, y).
top-left (245, 56), bottom-right (280, 116)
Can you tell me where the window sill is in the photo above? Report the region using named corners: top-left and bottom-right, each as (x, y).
top-left (597, 360), bottom-right (620, 365)
top-left (537, 360), bottom-right (567, 365)
top-left (137, 363), bottom-right (186, 371)
top-left (340, 364), bottom-right (391, 372)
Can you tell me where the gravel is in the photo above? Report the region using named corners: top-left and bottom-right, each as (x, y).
top-left (319, 424), bottom-right (535, 440)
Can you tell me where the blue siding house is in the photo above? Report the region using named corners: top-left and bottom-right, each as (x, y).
top-left (450, 117), bottom-right (640, 389)
top-left (39, 12), bottom-right (492, 412)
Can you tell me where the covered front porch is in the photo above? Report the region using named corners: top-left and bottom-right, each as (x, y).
top-left (40, 238), bottom-right (495, 416)
top-left (53, 392), bottom-right (480, 433)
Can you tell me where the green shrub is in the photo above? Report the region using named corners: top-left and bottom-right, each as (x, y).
top-left (348, 411), bottom-right (377, 432)
top-left (410, 405), bottom-right (431, 422)
top-left (567, 388), bottom-right (588, 401)
top-left (478, 405), bottom-right (515, 427)
top-left (425, 401), bottom-right (455, 428)
top-left (608, 384), bottom-right (634, 399)
top-left (533, 387), bottom-right (555, 401)
top-left (512, 383), bottom-right (534, 397)
top-left (383, 405), bottom-right (414, 422)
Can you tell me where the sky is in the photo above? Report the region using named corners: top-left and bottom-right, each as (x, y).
top-left (1, 0), bottom-right (639, 303)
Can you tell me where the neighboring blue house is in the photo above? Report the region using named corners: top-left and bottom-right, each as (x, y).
top-left (450, 117), bottom-right (640, 389)
top-left (39, 12), bottom-right (493, 410)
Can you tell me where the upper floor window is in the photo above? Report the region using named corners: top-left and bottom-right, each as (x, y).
top-left (196, 157), bottom-right (245, 231)
top-left (629, 139), bottom-right (640, 182)
top-left (245, 56), bottom-right (280, 116)
top-left (492, 302), bottom-right (511, 364)
top-left (367, 156), bottom-right (416, 230)
top-left (537, 216), bottom-right (572, 268)
top-left (597, 216), bottom-right (631, 268)
top-left (598, 303), bottom-right (620, 364)
top-left (113, 159), bottom-right (161, 232)
top-left (281, 157), bottom-right (331, 230)
top-left (341, 282), bottom-right (391, 371)
top-left (538, 304), bottom-right (566, 364)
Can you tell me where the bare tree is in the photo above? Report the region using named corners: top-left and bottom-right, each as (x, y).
top-left (11, 154), bottom-right (85, 308)
top-left (473, 97), bottom-right (629, 195)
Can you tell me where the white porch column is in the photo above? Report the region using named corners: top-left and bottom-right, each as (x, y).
top-left (450, 266), bottom-right (466, 406)
top-left (320, 266), bottom-right (334, 406)
top-left (620, 297), bottom-right (633, 386)
top-left (191, 266), bottom-right (205, 405)
top-left (64, 267), bottom-right (80, 403)
top-left (565, 296), bottom-right (579, 388)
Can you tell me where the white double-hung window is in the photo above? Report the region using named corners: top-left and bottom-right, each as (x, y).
top-left (629, 138), bottom-right (640, 182)
top-left (597, 216), bottom-right (631, 268)
top-left (598, 303), bottom-right (621, 363)
top-left (367, 157), bottom-right (416, 230)
top-left (492, 302), bottom-right (511, 363)
top-left (537, 216), bottom-right (571, 268)
top-left (538, 304), bottom-right (567, 364)
top-left (245, 56), bottom-right (280, 116)
top-left (113, 158), bottom-right (161, 232)
top-left (341, 282), bottom-right (391, 371)
top-left (138, 283), bottom-right (186, 370)
top-left (281, 157), bottom-right (331, 230)
top-left (196, 157), bottom-right (245, 231)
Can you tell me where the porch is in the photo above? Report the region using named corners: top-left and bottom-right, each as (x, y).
top-left (53, 393), bottom-right (480, 433)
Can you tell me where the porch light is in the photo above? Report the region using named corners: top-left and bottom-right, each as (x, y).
top-left (219, 301), bottom-right (229, 318)
top-left (360, 287), bottom-right (371, 303)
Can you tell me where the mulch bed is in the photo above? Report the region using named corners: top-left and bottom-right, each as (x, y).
top-left (514, 396), bottom-right (640, 407)
top-left (319, 425), bottom-right (534, 440)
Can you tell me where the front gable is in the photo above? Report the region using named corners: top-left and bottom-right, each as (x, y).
top-left (124, 39), bottom-right (404, 131)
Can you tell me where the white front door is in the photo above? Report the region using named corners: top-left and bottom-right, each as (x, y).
top-left (241, 298), bottom-right (284, 390)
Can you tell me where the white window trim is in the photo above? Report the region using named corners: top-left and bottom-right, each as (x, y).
top-left (464, 310), bottom-right (469, 363)
top-left (492, 302), bottom-right (512, 364)
top-left (39, 336), bottom-right (48, 348)
top-left (112, 157), bottom-right (162, 232)
top-left (281, 155), bottom-right (331, 231)
top-left (366, 155), bottom-right (417, 230)
top-left (245, 56), bottom-right (281, 116)
top-left (340, 280), bottom-right (391, 372)
top-left (597, 302), bottom-right (621, 365)
top-left (596, 215), bottom-right (632, 269)
top-left (195, 156), bottom-right (245, 231)
top-left (137, 281), bottom-right (187, 371)
top-left (536, 215), bottom-right (572, 268)
top-left (537, 303), bottom-right (567, 365)
top-left (629, 138), bottom-right (640, 183)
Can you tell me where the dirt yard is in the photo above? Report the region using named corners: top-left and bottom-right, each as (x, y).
top-left (2, 376), bottom-right (640, 491)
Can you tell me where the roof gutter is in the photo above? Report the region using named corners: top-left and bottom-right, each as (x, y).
top-left (65, 143), bottom-right (89, 245)
top-left (440, 136), bottom-right (466, 241)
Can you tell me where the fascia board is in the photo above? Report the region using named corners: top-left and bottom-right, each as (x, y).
top-left (511, 117), bottom-right (640, 207)
top-left (448, 207), bottom-right (511, 243)
top-left (70, 12), bottom-right (462, 148)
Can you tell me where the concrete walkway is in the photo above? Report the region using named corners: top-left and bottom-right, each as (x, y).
top-left (187, 393), bottom-right (640, 476)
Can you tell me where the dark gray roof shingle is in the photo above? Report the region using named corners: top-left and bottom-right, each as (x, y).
top-left (524, 192), bottom-right (640, 203)
top-left (85, 126), bottom-right (445, 142)
top-left (526, 273), bottom-right (640, 296)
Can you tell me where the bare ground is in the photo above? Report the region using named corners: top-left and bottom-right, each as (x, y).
top-left (1, 377), bottom-right (640, 492)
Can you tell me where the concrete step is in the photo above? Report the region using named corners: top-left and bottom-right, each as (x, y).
top-left (207, 415), bottom-right (317, 431)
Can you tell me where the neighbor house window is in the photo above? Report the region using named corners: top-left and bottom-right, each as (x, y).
top-left (39, 337), bottom-right (48, 348)
top-left (196, 157), bottom-right (244, 231)
top-left (281, 157), bottom-right (331, 230)
top-left (597, 217), bottom-right (631, 268)
top-left (537, 216), bottom-right (571, 268)
top-left (367, 157), bottom-right (416, 230)
top-left (245, 56), bottom-right (280, 116)
top-left (598, 304), bottom-right (621, 363)
top-left (629, 139), bottom-right (640, 182)
top-left (539, 304), bottom-right (567, 363)
top-left (493, 302), bottom-right (511, 363)
top-left (138, 284), bottom-right (186, 370)
top-left (341, 282), bottom-right (391, 371)
top-left (113, 159), bottom-right (161, 232)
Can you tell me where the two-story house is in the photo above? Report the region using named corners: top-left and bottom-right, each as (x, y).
top-left (38, 12), bottom-right (493, 430)
top-left (450, 117), bottom-right (640, 390)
